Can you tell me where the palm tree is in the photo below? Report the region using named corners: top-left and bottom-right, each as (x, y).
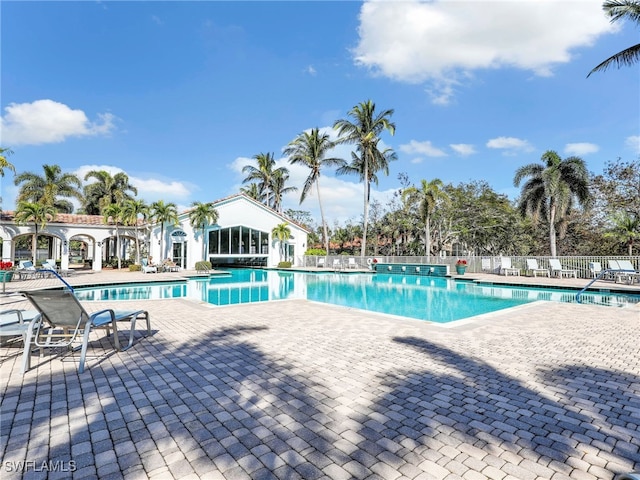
top-left (188, 201), bottom-right (219, 261)
top-left (150, 200), bottom-right (179, 260)
top-left (14, 202), bottom-right (56, 263)
top-left (605, 212), bottom-right (640, 254)
top-left (514, 150), bottom-right (591, 256)
top-left (242, 153), bottom-right (289, 208)
top-left (402, 178), bottom-right (449, 257)
top-left (588, 0), bottom-right (640, 77)
top-left (284, 128), bottom-right (344, 254)
top-left (0, 147), bottom-right (16, 178)
top-left (83, 170), bottom-right (138, 215)
top-left (334, 100), bottom-right (396, 257)
top-left (14, 164), bottom-right (83, 213)
top-left (272, 222), bottom-right (291, 263)
top-left (121, 199), bottom-right (149, 264)
top-left (103, 203), bottom-right (124, 269)
top-left (240, 182), bottom-right (262, 201)
top-left (270, 169), bottom-right (297, 213)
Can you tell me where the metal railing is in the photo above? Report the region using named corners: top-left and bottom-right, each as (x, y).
top-left (298, 255), bottom-right (640, 279)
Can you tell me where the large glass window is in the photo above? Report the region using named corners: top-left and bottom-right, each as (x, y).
top-left (209, 230), bottom-right (219, 255)
top-left (208, 226), bottom-right (269, 256)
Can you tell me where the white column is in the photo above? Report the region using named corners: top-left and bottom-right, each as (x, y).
top-left (60, 239), bottom-right (70, 271)
top-left (2, 239), bottom-right (12, 263)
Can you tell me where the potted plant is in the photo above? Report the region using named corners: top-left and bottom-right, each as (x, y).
top-left (455, 259), bottom-right (468, 275)
top-left (0, 261), bottom-right (14, 282)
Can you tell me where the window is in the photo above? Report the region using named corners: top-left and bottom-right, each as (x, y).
top-left (209, 226), bottom-right (269, 256)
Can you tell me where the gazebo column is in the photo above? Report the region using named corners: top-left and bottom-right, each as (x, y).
top-left (2, 239), bottom-right (12, 263)
top-left (60, 239), bottom-right (70, 271)
top-left (93, 241), bottom-right (104, 272)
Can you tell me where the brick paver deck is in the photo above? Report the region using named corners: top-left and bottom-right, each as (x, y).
top-left (1, 270), bottom-right (639, 479)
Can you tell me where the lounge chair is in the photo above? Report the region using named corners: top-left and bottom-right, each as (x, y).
top-left (16, 260), bottom-right (39, 280)
top-left (481, 258), bottom-right (492, 273)
top-left (588, 262), bottom-right (602, 278)
top-left (347, 258), bottom-right (358, 269)
top-left (141, 258), bottom-right (157, 274)
top-left (613, 259), bottom-right (640, 284)
top-left (161, 259), bottom-right (180, 272)
top-left (549, 259), bottom-right (577, 278)
top-left (332, 258), bottom-right (342, 270)
top-left (499, 257), bottom-right (520, 276)
top-left (0, 309), bottom-right (42, 373)
top-left (317, 257), bottom-right (326, 268)
top-left (526, 259), bottom-right (549, 277)
top-left (21, 288), bottom-right (151, 373)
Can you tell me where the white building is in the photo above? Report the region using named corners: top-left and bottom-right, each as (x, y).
top-left (149, 194), bottom-right (310, 269)
top-left (0, 194), bottom-right (309, 271)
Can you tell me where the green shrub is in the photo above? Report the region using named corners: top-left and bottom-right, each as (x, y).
top-left (277, 261), bottom-right (292, 268)
top-left (195, 261), bottom-right (212, 271)
top-left (304, 248), bottom-right (326, 256)
top-left (129, 264), bottom-right (142, 272)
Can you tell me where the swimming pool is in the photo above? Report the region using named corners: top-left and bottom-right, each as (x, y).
top-left (73, 269), bottom-right (640, 323)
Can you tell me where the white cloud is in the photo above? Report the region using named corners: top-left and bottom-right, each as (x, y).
top-left (304, 65), bottom-right (317, 76)
top-left (0, 99), bottom-right (116, 145)
top-left (400, 140), bottom-right (447, 157)
top-left (625, 135), bottom-right (640, 154)
top-left (564, 142), bottom-right (599, 156)
top-left (486, 136), bottom-right (534, 154)
top-left (450, 143), bottom-right (476, 156)
top-left (354, 0), bottom-right (615, 103)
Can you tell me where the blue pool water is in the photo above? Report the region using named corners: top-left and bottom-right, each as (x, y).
top-left (74, 269), bottom-right (640, 323)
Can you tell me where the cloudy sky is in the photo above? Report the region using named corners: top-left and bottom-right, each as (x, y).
top-left (1, 0), bottom-right (638, 225)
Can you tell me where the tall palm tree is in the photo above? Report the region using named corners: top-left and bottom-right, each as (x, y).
top-left (242, 153), bottom-right (289, 208)
top-left (188, 201), bottom-right (219, 261)
top-left (240, 182), bottom-right (262, 201)
top-left (284, 128), bottom-right (344, 253)
top-left (122, 199), bottom-right (149, 264)
top-left (83, 170), bottom-right (138, 215)
top-left (605, 212), bottom-right (640, 254)
top-left (14, 164), bottom-right (83, 213)
top-left (271, 222), bottom-right (291, 262)
top-left (402, 178), bottom-right (449, 258)
top-left (151, 200), bottom-right (179, 260)
top-left (588, 0), bottom-right (640, 76)
top-left (14, 202), bottom-right (56, 263)
top-left (270, 169), bottom-right (297, 213)
top-left (514, 150), bottom-right (591, 256)
top-left (334, 100), bottom-right (396, 257)
top-left (103, 203), bottom-right (124, 269)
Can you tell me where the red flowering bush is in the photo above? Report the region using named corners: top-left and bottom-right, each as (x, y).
top-left (455, 259), bottom-right (467, 266)
top-left (0, 261), bottom-right (13, 270)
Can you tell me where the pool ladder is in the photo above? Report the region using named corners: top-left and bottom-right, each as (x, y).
top-left (575, 269), bottom-right (615, 303)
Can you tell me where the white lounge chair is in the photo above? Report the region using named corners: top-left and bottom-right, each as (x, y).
top-left (526, 259), bottom-right (549, 277)
top-left (317, 257), bottom-right (326, 268)
top-left (0, 309), bottom-right (42, 373)
top-left (549, 259), bottom-right (577, 278)
top-left (613, 260), bottom-right (640, 284)
top-left (141, 258), bottom-right (157, 274)
top-left (16, 260), bottom-right (39, 280)
top-left (347, 258), bottom-right (358, 269)
top-left (332, 258), bottom-right (342, 270)
top-left (588, 262), bottom-right (602, 278)
top-left (499, 257), bottom-right (520, 276)
top-left (481, 258), bottom-right (492, 273)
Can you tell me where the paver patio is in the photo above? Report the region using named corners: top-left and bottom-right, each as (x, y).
top-left (1, 270), bottom-right (639, 479)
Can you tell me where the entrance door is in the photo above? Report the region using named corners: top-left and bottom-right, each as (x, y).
top-left (172, 242), bottom-right (187, 269)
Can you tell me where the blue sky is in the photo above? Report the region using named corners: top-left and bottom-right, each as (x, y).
top-left (1, 0), bottom-right (639, 225)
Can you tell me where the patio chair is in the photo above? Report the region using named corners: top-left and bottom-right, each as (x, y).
top-left (347, 258), bottom-right (358, 269)
top-left (0, 309), bottom-right (42, 373)
top-left (481, 258), bottom-right (492, 273)
top-left (21, 287), bottom-right (151, 373)
top-left (16, 260), bottom-right (39, 280)
top-left (549, 259), bottom-right (577, 278)
top-left (499, 257), bottom-right (520, 276)
top-left (588, 261), bottom-right (602, 278)
top-left (316, 257), bottom-right (326, 268)
top-left (161, 259), bottom-right (181, 272)
top-left (332, 258), bottom-right (342, 270)
top-left (525, 259), bottom-right (549, 277)
top-left (613, 259), bottom-right (640, 284)
top-left (141, 258), bottom-right (157, 274)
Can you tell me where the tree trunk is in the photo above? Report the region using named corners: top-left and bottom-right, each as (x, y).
top-left (31, 225), bottom-right (38, 264)
top-left (317, 181), bottom-right (329, 254)
top-left (425, 217), bottom-right (431, 259)
top-left (549, 203), bottom-right (557, 257)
